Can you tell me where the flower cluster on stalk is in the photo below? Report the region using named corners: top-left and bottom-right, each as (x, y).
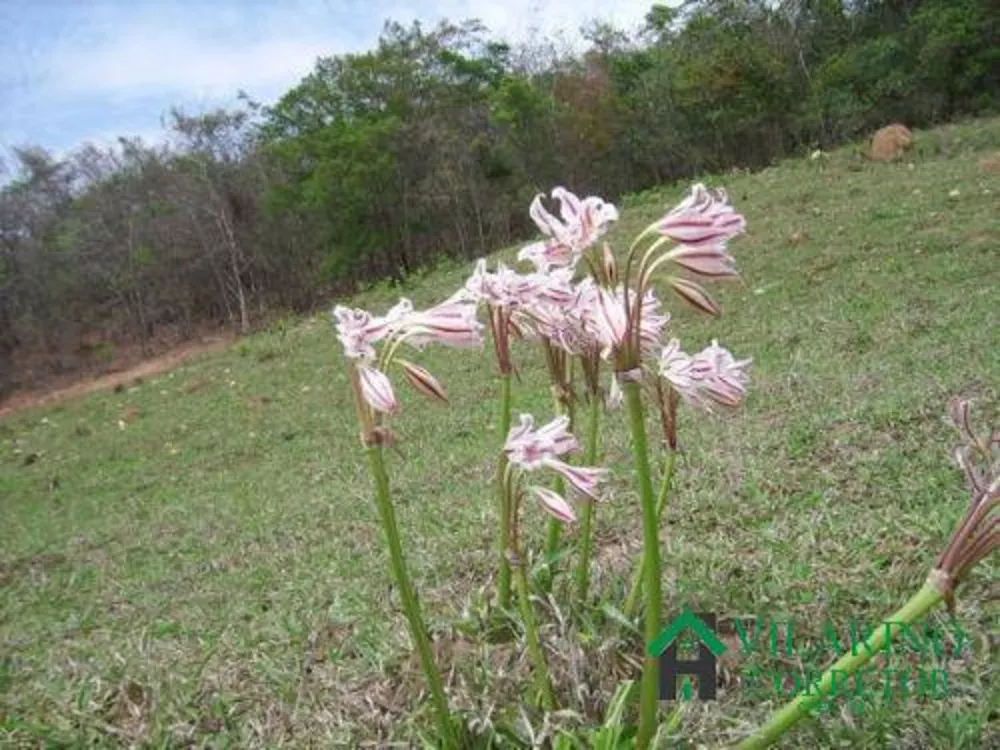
top-left (517, 187), bottom-right (620, 273)
top-left (335, 180), bottom-right (755, 508)
top-left (504, 413), bottom-right (609, 525)
top-left (459, 182), bottom-right (755, 439)
top-left (933, 397), bottom-right (1000, 610)
top-left (465, 186), bottom-right (619, 379)
top-left (332, 292), bottom-right (484, 443)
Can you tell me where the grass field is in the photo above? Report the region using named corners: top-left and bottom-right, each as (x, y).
top-left (2, 118), bottom-right (998, 749)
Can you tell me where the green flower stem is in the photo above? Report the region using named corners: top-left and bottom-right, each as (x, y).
top-left (574, 394), bottom-right (604, 601)
top-left (623, 380), bottom-right (662, 750)
top-left (735, 575), bottom-right (947, 750)
top-left (543, 387), bottom-right (573, 583)
top-left (514, 554), bottom-right (556, 711)
top-left (544, 475), bottom-right (568, 568)
top-left (497, 372), bottom-right (513, 610)
top-left (624, 450), bottom-right (677, 618)
top-left (365, 444), bottom-right (458, 748)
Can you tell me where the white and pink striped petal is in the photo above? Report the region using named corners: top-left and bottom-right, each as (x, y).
top-left (542, 458), bottom-right (609, 500)
top-left (358, 366), bottom-right (400, 414)
top-left (530, 485), bottom-right (577, 524)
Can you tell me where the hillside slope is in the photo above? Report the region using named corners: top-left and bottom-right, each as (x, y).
top-left (1, 117), bottom-right (998, 748)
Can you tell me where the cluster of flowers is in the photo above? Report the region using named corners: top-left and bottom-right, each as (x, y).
top-left (333, 293), bottom-right (483, 416)
top-left (334, 181), bottom-right (751, 514)
top-left (329, 177), bottom-right (1000, 750)
top-left (504, 413), bottom-right (608, 523)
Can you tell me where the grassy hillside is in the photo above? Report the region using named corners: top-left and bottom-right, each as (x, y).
top-left (1, 118), bottom-right (998, 748)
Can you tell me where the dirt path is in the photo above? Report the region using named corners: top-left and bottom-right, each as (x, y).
top-left (0, 335), bottom-right (236, 419)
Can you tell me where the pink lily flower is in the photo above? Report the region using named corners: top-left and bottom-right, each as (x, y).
top-left (505, 413), bottom-right (579, 469)
top-left (585, 284), bottom-right (669, 361)
top-left (396, 295), bottom-right (484, 350)
top-left (466, 260), bottom-right (524, 308)
top-left (592, 285), bottom-right (630, 358)
top-left (513, 274), bottom-right (590, 349)
top-left (512, 301), bottom-right (564, 344)
top-left (664, 244), bottom-right (739, 279)
top-left (534, 267), bottom-right (577, 307)
top-left (517, 240), bottom-right (577, 275)
top-left (333, 306), bottom-right (397, 360)
top-left (506, 412), bottom-right (610, 523)
top-left (540, 306), bottom-right (593, 355)
top-left (541, 458), bottom-right (609, 500)
top-left (659, 338), bottom-right (698, 395)
top-left (551, 188), bottom-right (619, 248)
top-left (659, 338), bottom-right (751, 410)
top-left (518, 187), bottom-right (620, 272)
top-left (334, 295), bottom-right (483, 428)
top-left (529, 189), bottom-right (579, 250)
top-left (691, 339), bottom-right (752, 408)
top-left (358, 365), bottom-right (400, 414)
top-left (465, 259), bottom-right (574, 311)
top-left (655, 183), bottom-right (746, 249)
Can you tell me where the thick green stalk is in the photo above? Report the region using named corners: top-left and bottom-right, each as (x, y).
top-left (544, 389), bottom-right (572, 562)
top-left (514, 555), bottom-right (556, 711)
top-left (623, 381), bottom-right (662, 750)
top-left (543, 388), bottom-right (574, 587)
top-left (365, 445), bottom-right (458, 748)
top-left (624, 450), bottom-right (677, 617)
top-left (543, 474), bottom-right (568, 572)
top-left (574, 394), bottom-right (604, 601)
top-left (497, 372), bottom-right (513, 609)
top-left (735, 576), bottom-right (946, 750)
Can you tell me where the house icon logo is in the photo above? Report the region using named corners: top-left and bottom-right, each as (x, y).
top-left (647, 609), bottom-right (727, 700)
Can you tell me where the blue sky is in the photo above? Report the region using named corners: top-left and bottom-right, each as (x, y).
top-left (0, 0), bottom-right (657, 161)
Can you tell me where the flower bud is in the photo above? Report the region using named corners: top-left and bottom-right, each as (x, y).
top-left (397, 359), bottom-right (449, 404)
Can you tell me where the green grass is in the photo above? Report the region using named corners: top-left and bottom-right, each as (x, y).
top-left (2, 117), bottom-right (999, 748)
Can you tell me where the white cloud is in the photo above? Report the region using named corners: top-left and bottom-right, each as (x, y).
top-left (51, 34), bottom-right (332, 100)
top-left (43, 16), bottom-right (361, 102)
top-left (1, 0), bottom-right (666, 154)
top-left (1, 2), bottom-right (364, 152)
top-left (43, 0), bottom-right (655, 101)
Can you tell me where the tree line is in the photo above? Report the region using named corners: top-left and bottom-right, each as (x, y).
top-left (1, 0), bottom-right (997, 396)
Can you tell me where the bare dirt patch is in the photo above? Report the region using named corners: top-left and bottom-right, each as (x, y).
top-left (0, 334), bottom-right (236, 419)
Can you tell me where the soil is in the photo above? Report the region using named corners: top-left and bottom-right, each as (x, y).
top-left (0, 334), bottom-right (236, 419)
